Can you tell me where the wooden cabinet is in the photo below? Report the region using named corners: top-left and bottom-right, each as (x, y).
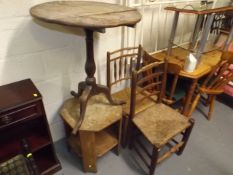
top-left (0, 79), bottom-right (61, 175)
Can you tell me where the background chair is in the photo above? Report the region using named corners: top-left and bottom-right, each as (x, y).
top-left (128, 62), bottom-right (194, 175)
top-left (189, 51), bottom-right (233, 120)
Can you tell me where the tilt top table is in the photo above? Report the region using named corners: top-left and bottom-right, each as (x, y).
top-left (30, 1), bottom-right (141, 133)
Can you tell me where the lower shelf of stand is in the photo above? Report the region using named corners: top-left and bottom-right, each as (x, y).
top-left (69, 129), bottom-right (118, 157)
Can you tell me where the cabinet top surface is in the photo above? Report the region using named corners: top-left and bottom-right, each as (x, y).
top-left (30, 1), bottom-right (141, 29)
top-left (0, 79), bottom-right (41, 112)
top-left (165, 3), bottom-right (233, 14)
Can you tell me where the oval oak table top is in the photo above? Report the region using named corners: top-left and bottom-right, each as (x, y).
top-left (30, 1), bottom-right (142, 30)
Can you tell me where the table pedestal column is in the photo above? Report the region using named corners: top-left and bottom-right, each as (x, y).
top-left (71, 29), bottom-right (123, 134)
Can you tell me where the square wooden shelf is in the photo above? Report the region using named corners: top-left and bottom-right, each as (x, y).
top-left (68, 127), bottom-right (119, 158)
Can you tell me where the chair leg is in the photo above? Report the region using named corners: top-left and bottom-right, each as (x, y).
top-left (149, 147), bottom-right (159, 175)
top-left (177, 119), bottom-right (195, 155)
top-left (207, 95), bottom-right (215, 120)
top-left (128, 122), bottom-right (135, 149)
top-left (188, 93), bottom-right (201, 117)
top-left (122, 116), bottom-right (129, 148)
top-left (115, 119), bottom-right (123, 155)
top-left (205, 95), bottom-right (212, 106)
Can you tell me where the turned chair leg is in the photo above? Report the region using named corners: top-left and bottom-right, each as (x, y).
top-left (208, 95), bottom-right (216, 120)
top-left (205, 95), bottom-right (212, 106)
top-left (149, 147), bottom-right (159, 175)
top-left (177, 119), bottom-right (195, 155)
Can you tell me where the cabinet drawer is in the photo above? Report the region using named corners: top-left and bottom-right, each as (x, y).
top-left (0, 103), bottom-right (42, 126)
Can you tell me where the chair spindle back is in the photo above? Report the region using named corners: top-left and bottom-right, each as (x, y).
top-left (107, 45), bottom-right (142, 92)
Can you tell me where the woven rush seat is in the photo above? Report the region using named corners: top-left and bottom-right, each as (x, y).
top-left (112, 87), bottom-right (156, 116)
top-left (60, 94), bottom-right (122, 131)
top-left (133, 103), bottom-right (190, 148)
top-left (112, 88), bottom-right (131, 115)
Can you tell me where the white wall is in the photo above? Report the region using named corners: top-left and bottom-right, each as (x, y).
top-left (125, 0), bottom-right (232, 52)
top-left (0, 0), bottom-right (123, 141)
top-left (125, 0), bottom-right (203, 52)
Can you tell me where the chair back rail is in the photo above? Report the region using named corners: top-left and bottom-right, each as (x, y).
top-left (142, 50), bottom-right (183, 105)
top-left (130, 61), bottom-right (166, 119)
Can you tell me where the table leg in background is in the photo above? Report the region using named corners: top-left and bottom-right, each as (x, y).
top-left (183, 79), bottom-right (198, 117)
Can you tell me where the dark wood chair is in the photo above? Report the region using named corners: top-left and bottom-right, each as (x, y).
top-left (107, 45), bottom-right (155, 146)
top-left (128, 61), bottom-right (194, 175)
top-left (189, 51), bottom-right (233, 120)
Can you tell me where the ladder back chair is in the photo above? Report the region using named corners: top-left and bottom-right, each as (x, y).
top-left (128, 62), bottom-right (194, 175)
top-left (142, 51), bottom-right (186, 106)
top-left (189, 51), bottom-right (233, 119)
top-left (107, 45), bottom-right (155, 146)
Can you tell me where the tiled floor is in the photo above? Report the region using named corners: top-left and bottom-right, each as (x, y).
top-left (54, 99), bottom-right (233, 175)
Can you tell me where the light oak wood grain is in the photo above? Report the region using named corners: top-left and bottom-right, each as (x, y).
top-left (30, 1), bottom-right (141, 29)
